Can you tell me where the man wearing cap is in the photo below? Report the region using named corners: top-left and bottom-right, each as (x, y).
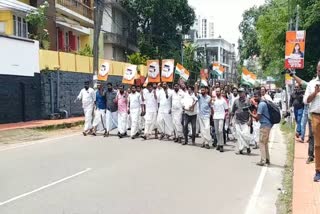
top-left (92, 83), bottom-right (106, 136)
top-left (231, 87), bottom-right (252, 155)
top-left (76, 81), bottom-right (96, 136)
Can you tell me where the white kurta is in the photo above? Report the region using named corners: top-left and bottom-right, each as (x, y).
top-left (77, 88), bottom-right (95, 131)
top-left (157, 88), bottom-right (174, 136)
top-left (172, 90), bottom-right (185, 138)
top-left (143, 89), bottom-right (158, 136)
top-left (129, 92), bottom-right (141, 137)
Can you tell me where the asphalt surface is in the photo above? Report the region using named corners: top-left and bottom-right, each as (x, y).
top-left (0, 126), bottom-right (286, 214)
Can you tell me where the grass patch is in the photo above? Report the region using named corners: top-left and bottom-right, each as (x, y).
top-left (32, 121), bottom-right (84, 131)
top-left (276, 121), bottom-right (295, 214)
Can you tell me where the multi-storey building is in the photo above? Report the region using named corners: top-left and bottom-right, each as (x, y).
top-left (1, 0), bottom-right (100, 55)
top-left (195, 15), bottom-right (214, 39)
top-left (0, 0), bottom-right (36, 38)
top-left (101, 0), bottom-right (138, 62)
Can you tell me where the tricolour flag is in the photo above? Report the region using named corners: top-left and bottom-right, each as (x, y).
top-left (212, 63), bottom-right (225, 76)
top-left (175, 63), bottom-right (190, 81)
top-left (241, 67), bottom-right (257, 86)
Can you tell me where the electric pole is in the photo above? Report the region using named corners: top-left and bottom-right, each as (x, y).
top-left (93, 0), bottom-right (105, 87)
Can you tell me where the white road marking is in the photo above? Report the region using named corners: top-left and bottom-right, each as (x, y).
top-left (244, 128), bottom-right (276, 214)
top-left (0, 133), bottom-right (80, 152)
top-left (0, 168), bottom-right (91, 207)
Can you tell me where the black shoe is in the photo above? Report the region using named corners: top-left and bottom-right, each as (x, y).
top-left (141, 136), bottom-right (147, 140)
top-left (159, 134), bottom-right (165, 140)
top-left (266, 159), bottom-right (270, 165)
top-left (174, 138), bottom-right (178, 143)
top-left (82, 132), bottom-right (87, 136)
top-left (212, 143), bottom-right (217, 148)
top-left (220, 146), bottom-right (224, 152)
top-left (201, 143), bottom-right (205, 148)
top-left (205, 144), bottom-right (210, 149)
top-left (216, 146), bottom-right (220, 151)
top-left (178, 137), bottom-right (182, 144)
top-left (135, 132), bottom-right (140, 137)
top-left (247, 148), bottom-right (251, 154)
top-left (119, 134), bottom-right (123, 139)
top-left (131, 136), bottom-right (135, 140)
top-left (306, 157), bottom-right (314, 164)
top-left (236, 150), bottom-right (244, 155)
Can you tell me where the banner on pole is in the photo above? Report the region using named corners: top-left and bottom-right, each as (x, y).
top-left (147, 60), bottom-right (160, 83)
top-left (285, 31), bottom-right (306, 69)
top-left (98, 61), bottom-right (112, 81)
top-left (122, 64), bottom-right (137, 85)
top-left (161, 59), bottom-right (174, 82)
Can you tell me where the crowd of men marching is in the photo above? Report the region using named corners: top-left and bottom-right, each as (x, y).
top-left (76, 79), bottom-right (275, 167)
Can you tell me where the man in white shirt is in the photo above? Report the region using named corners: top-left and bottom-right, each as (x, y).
top-left (157, 82), bottom-right (174, 139)
top-left (182, 86), bottom-right (198, 145)
top-left (172, 83), bottom-right (185, 143)
top-left (304, 60), bottom-right (320, 182)
top-left (76, 81), bottom-right (96, 136)
top-left (128, 85), bottom-right (142, 139)
top-left (141, 83), bottom-right (158, 140)
top-left (212, 87), bottom-right (229, 152)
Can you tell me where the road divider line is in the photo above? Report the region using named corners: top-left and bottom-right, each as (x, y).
top-left (0, 168), bottom-right (91, 207)
top-left (244, 126), bottom-right (277, 214)
top-left (0, 133), bottom-right (80, 152)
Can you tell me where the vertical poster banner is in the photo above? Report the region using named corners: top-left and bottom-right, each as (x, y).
top-left (122, 64), bottom-right (137, 85)
top-left (285, 73), bottom-right (293, 85)
top-left (285, 31), bottom-right (306, 69)
top-left (200, 69), bottom-right (209, 86)
top-left (147, 60), bottom-right (160, 83)
top-left (98, 61), bottom-right (112, 81)
top-left (161, 59), bottom-right (174, 82)
top-left (175, 63), bottom-right (190, 81)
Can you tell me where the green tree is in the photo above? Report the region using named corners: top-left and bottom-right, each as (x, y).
top-left (127, 52), bottom-right (149, 65)
top-left (26, 1), bottom-right (50, 49)
top-left (122, 0), bottom-right (195, 61)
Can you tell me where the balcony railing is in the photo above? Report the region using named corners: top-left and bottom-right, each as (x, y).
top-left (56, 0), bottom-right (93, 19)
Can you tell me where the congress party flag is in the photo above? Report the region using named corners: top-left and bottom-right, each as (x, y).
top-left (241, 67), bottom-right (257, 86)
top-left (147, 60), bottom-right (160, 83)
top-left (175, 63), bottom-right (190, 81)
top-left (212, 63), bottom-right (225, 76)
top-left (161, 59), bottom-right (175, 82)
top-left (122, 64), bottom-right (137, 85)
top-left (98, 61), bottom-right (112, 81)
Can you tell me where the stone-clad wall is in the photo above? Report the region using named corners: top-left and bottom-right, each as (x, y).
top-left (40, 70), bottom-right (122, 119)
top-left (0, 74), bottom-right (41, 124)
top-left (0, 71), bottom-right (122, 124)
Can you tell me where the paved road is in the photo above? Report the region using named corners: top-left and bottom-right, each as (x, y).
top-left (0, 126), bottom-right (286, 214)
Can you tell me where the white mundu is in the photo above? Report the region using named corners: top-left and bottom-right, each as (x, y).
top-left (129, 92), bottom-right (141, 137)
top-left (77, 88), bottom-right (95, 131)
top-left (172, 90), bottom-right (185, 138)
top-left (143, 89), bottom-right (158, 137)
top-left (157, 88), bottom-right (174, 136)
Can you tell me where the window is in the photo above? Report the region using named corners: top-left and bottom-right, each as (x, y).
top-left (112, 46), bottom-right (116, 60)
top-left (12, 15), bottom-right (28, 38)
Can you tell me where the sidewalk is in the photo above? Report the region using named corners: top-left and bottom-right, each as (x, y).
top-left (0, 117), bottom-right (84, 131)
top-left (292, 141), bottom-right (320, 214)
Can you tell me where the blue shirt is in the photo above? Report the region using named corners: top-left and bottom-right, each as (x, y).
top-left (198, 94), bottom-right (211, 118)
top-left (96, 91), bottom-right (106, 110)
top-left (257, 101), bottom-right (273, 128)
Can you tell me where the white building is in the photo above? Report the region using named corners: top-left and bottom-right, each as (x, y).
top-left (195, 15), bottom-right (214, 39)
top-left (101, 0), bottom-right (138, 62)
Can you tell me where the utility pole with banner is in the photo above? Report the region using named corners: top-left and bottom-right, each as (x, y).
top-left (93, 0), bottom-right (105, 88)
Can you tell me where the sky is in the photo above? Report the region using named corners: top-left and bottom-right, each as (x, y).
top-left (188, 0), bottom-right (266, 46)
